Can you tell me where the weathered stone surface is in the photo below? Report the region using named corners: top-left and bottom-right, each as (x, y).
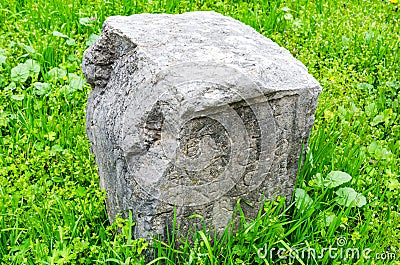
top-left (82, 11), bottom-right (321, 239)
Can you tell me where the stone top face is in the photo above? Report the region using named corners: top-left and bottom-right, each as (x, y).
top-left (95, 11), bottom-right (319, 93)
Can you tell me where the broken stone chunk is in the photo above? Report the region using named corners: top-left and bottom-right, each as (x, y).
top-left (82, 11), bottom-right (321, 239)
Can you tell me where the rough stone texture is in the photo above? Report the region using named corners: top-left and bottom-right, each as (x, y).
top-left (82, 11), bottom-right (321, 240)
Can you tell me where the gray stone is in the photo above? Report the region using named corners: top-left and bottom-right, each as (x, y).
top-left (82, 11), bottom-right (321, 240)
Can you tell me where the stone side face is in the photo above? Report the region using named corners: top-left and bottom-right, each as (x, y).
top-left (82, 11), bottom-right (321, 239)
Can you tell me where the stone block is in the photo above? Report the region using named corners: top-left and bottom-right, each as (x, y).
top-left (82, 11), bottom-right (321, 239)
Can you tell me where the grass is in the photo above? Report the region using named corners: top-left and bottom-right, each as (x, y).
top-left (0, 0), bottom-right (399, 264)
